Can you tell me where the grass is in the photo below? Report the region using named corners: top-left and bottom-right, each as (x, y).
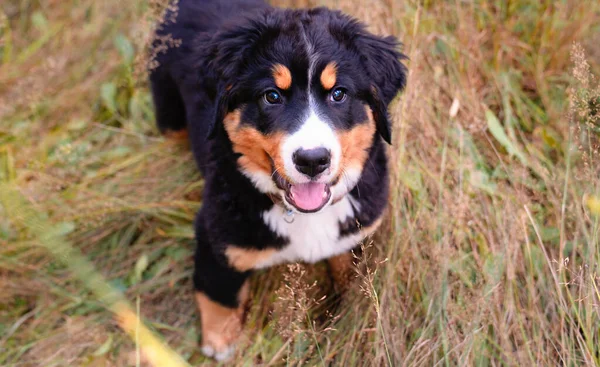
top-left (1, 0), bottom-right (600, 365)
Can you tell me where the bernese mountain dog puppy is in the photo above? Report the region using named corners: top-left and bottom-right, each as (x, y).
top-left (149, 0), bottom-right (406, 360)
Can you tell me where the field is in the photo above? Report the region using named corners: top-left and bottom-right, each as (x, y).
top-left (1, 0), bottom-right (600, 365)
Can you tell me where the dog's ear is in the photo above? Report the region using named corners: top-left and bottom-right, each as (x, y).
top-left (356, 33), bottom-right (407, 144)
top-left (196, 14), bottom-right (278, 138)
top-left (210, 82), bottom-right (233, 139)
top-left (328, 12), bottom-right (407, 144)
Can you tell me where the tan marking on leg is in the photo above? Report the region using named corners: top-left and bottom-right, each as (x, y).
top-left (328, 252), bottom-right (354, 293)
top-left (222, 110), bottom-right (289, 180)
top-left (329, 217), bottom-right (383, 292)
top-left (337, 106), bottom-right (376, 176)
top-left (225, 245), bottom-right (277, 272)
top-left (196, 281), bottom-right (249, 360)
top-left (272, 64), bottom-right (292, 90)
top-left (320, 62), bottom-right (337, 90)
top-left (164, 129), bottom-right (188, 141)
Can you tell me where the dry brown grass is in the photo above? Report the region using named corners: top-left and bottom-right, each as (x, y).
top-left (2, 0), bottom-right (600, 366)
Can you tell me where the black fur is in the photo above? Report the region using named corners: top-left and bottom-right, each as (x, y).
top-left (150, 0), bottom-right (406, 309)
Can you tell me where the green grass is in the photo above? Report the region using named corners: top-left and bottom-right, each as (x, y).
top-left (1, 0), bottom-right (600, 365)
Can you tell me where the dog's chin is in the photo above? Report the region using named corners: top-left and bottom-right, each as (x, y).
top-left (274, 172), bottom-right (333, 213)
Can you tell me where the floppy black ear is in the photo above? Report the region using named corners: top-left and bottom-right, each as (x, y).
top-left (209, 82), bottom-right (232, 139)
top-left (356, 33), bottom-right (407, 144)
top-left (194, 14), bottom-right (279, 138)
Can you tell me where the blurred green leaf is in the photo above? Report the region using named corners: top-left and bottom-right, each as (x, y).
top-left (401, 168), bottom-right (423, 193)
top-left (0, 148), bottom-right (16, 182)
top-left (1, 12), bottom-right (13, 64)
top-left (485, 109), bottom-right (528, 165)
top-left (131, 253), bottom-right (149, 285)
top-left (483, 253), bottom-right (505, 294)
top-left (31, 11), bottom-right (48, 31)
top-left (163, 225), bottom-right (195, 239)
top-left (114, 34), bottom-right (134, 65)
top-left (16, 23), bottom-right (63, 64)
top-left (103, 146), bottom-right (132, 159)
top-left (540, 226), bottom-right (560, 244)
top-left (166, 247), bottom-right (188, 261)
top-left (146, 257), bottom-right (172, 279)
top-left (129, 91), bottom-right (143, 121)
top-left (109, 278), bottom-right (128, 293)
top-left (469, 169), bottom-right (497, 195)
top-left (67, 119), bottom-right (87, 131)
top-left (101, 83), bottom-right (118, 114)
top-left (43, 221), bottom-right (76, 240)
top-left (92, 335), bottom-right (113, 356)
top-left (540, 127), bottom-right (561, 150)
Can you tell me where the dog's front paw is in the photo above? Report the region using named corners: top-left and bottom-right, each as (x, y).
top-left (201, 343), bottom-right (236, 362)
top-left (196, 291), bottom-right (247, 362)
top-left (199, 321), bottom-right (241, 362)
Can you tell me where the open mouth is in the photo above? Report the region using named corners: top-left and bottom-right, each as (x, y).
top-left (274, 172), bottom-right (332, 213)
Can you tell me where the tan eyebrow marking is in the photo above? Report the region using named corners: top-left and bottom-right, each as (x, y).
top-left (272, 64), bottom-right (292, 90)
top-left (222, 110), bottom-right (289, 182)
top-left (320, 62), bottom-right (337, 90)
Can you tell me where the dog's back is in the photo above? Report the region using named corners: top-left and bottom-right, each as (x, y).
top-left (149, 0), bottom-right (269, 168)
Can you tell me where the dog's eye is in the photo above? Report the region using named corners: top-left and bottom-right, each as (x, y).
top-left (330, 88), bottom-right (346, 102)
top-left (264, 90), bottom-right (282, 104)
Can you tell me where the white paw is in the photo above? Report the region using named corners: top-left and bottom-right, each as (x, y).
top-left (200, 345), bottom-right (215, 358)
top-left (201, 344), bottom-right (235, 362)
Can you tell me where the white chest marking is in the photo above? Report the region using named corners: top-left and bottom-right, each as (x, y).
top-left (256, 196), bottom-right (365, 268)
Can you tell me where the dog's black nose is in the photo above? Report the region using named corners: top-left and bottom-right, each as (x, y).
top-left (293, 147), bottom-right (331, 178)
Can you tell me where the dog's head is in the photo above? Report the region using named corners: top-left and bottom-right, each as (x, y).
top-left (199, 7), bottom-right (407, 213)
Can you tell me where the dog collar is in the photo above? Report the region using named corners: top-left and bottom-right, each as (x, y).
top-left (266, 193), bottom-right (295, 222)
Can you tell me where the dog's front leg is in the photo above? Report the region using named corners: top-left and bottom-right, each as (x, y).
top-left (327, 251), bottom-right (355, 294)
top-left (194, 283), bottom-right (249, 361)
top-left (193, 224), bottom-right (251, 361)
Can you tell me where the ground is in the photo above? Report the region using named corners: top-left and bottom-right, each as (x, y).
top-left (1, 0), bottom-right (600, 366)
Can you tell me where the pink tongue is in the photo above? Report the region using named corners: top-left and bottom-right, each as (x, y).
top-left (290, 182), bottom-right (327, 211)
